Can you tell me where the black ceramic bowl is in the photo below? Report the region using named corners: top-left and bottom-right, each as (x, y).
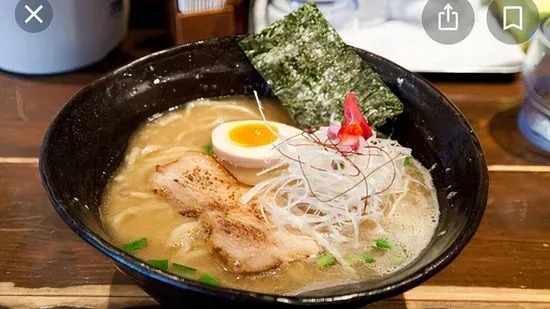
top-left (39, 37), bottom-right (488, 308)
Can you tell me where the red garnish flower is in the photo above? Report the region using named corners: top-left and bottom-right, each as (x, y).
top-left (331, 92), bottom-right (373, 152)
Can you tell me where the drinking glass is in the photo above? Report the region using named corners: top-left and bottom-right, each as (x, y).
top-left (519, 15), bottom-right (550, 153)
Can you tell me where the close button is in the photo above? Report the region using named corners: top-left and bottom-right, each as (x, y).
top-left (15, 0), bottom-right (53, 33)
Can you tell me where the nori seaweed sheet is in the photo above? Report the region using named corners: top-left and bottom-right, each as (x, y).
top-left (239, 2), bottom-right (404, 129)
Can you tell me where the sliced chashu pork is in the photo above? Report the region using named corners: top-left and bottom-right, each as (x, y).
top-left (152, 152), bottom-right (320, 273)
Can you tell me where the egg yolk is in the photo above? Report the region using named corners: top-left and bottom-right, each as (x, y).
top-left (228, 123), bottom-right (279, 147)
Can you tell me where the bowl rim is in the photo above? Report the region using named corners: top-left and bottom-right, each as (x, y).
top-left (39, 36), bottom-right (489, 306)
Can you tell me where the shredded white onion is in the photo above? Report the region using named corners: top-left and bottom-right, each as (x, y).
top-left (241, 92), bottom-right (414, 267)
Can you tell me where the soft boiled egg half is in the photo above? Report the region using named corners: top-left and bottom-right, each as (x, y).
top-left (212, 120), bottom-right (302, 169)
top-left (211, 120), bottom-right (302, 185)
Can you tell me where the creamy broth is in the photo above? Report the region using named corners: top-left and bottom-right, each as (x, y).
top-left (101, 97), bottom-right (439, 294)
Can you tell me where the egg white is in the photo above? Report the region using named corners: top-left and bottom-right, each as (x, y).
top-left (211, 120), bottom-right (302, 169)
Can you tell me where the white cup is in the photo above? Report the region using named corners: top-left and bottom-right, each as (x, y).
top-left (0, 0), bottom-right (129, 75)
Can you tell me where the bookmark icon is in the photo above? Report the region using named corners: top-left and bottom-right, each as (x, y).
top-left (503, 6), bottom-right (523, 31)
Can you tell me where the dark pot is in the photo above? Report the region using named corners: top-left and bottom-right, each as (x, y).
top-left (39, 36), bottom-right (488, 308)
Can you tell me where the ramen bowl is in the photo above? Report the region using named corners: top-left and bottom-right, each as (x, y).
top-left (39, 37), bottom-right (488, 308)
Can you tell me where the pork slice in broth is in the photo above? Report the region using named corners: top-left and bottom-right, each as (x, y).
top-left (152, 152), bottom-right (321, 273)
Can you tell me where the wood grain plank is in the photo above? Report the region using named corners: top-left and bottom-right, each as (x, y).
top-left (2, 284), bottom-right (548, 302)
top-left (425, 172), bottom-right (550, 289)
top-left (372, 301), bottom-right (550, 309)
top-left (434, 78), bottom-right (524, 105)
top-left (0, 158), bottom-right (39, 164)
top-left (1, 163), bottom-right (549, 290)
top-left (0, 164), bottom-right (132, 288)
top-left (3, 298), bottom-right (548, 309)
top-left (0, 36), bottom-right (143, 159)
top-left (1, 284), bottom-right (549, 309)
top-left (488, 165), bottom-right (550, 172)
top-left (434, 80), bottom-right (550, 166)
top-left (0, 296), bottom-right (156, 309)
top-left (0, 74), bottom-right (98, 158)
top-left (460, 101), bottom-right (550, 166)
top-left (402, 286), bottom-right (550, 303)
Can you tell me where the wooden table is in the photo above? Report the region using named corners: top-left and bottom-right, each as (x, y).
top-left (1, 35), bottom-right (549, 309)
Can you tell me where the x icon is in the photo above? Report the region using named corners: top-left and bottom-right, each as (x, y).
top-left (24, 4), bottom-right (43, 24)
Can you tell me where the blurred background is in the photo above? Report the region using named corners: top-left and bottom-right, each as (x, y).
top-left (1, 0), bottom-right (548, 75)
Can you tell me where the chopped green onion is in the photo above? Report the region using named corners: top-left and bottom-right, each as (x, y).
top-left (373, 239), bottom-right (392, 250)
top-left (198, 274), bottom-right (220, 286)
top-left (346, 252), bottom-right (376, 265)
top-left (172, 263), bottom-right (197, 276)
top-left (404, 156), bottom-right (413, 167)
top-left (147, 259), bottom-right (169, 271)
top-left (122, 238), bottom-right (147, 253)
top-left (361, 254), bottom-right (376, 264)
top-left (316, 252), bottom-right (337, 267)
top-left (202, 144), bottom-right (213, 156)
